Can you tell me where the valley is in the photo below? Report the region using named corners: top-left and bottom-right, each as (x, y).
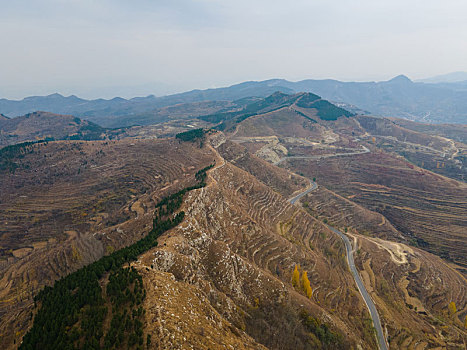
top-left (3, 1), bottom-right (467, 348)
top-left (0, 92), bottom-right (466, 350)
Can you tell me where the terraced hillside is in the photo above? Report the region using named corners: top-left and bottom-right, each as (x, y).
top-left (137, 145), bottom-right (376, 349)
top-left (288, 151), bottom-right (467, 269)
top-left (299, 185), bottom-right (467, 347)
top-left (0, 138), bottom-right (213, 349)
top-left (222, 102), bottom-right (466, 269)
top-left (389, 117), bottom-right (467, 144)
top-left (354, 115), bottom-right (467, 182)
top-left (300, 185), bottom-right (403, 241)
top-left (215, 137), bottom-right (309, 196)
top-left (2, 128), bottom-right (466, 349)
top-left (352, 234), bottom-right (467, 349)
top-left (218, 103), bottom-right (467, 347)
top-left (133, 135), bottom-right (466, 349)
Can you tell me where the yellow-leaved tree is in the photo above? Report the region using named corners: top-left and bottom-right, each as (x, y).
top-left (302, 271), bottom-right (312, 298)
top-left (448, 301), bottom-right (457, 315)
top-left (292, 265), bottom-right (300, 288)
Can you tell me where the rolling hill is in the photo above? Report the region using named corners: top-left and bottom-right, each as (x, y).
top-left (0, 111), bottom-right (112, 147)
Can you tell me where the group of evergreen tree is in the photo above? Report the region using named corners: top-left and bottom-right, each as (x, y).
top-left (103, 267), bottom-right (145, 349)
top-left (175, 128), bottom-right (205, 142)
top-left (310, 100), bottom-right (354, 120)
top-left (0, 139), bottom-right (51, 172)
top-left (300, 310), bottom-right (344, 349)
top-left (20, 164), bottom-right (214, 349)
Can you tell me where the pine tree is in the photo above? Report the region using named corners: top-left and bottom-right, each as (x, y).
top-left (448, 301), bottom-right (457, 314)
top-left (292, 265), bottom-right (300, 288)
top-left (302, 271), bottom-right (312, 298)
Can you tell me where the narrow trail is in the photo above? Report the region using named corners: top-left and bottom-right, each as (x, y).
top-left (288, 180), bottom-right (389, 350)
top-left (274, 145), bottom-right (370, 165)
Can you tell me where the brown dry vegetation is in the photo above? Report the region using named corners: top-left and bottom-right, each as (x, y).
top-left (137, 142), bottom-right (377, 349)
top-left (222, 107), bottom-right (467, 348)
top-left (300, 186), bottom-right (467, 347)
top-left (353, 235), bottom-right (467, 348)
top-left (288, 151), bottom-right (467, 268)
top-left (0, 138), bottom-right (213, 348)
top-left (355, 115), bottom-right (467, 182)
top-left (389, 117), bottom-right (467, 144)
top-left (216, 138), bottom-right (309, 197)
top-left (0, 112), bottom-right (108, 147)
top-left (2, 101), bottom-right (466, 350)
top-left (228, 106), bottom-right (466, 268)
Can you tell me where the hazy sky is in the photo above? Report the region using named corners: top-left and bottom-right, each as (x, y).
top-left (1, 0), bottom-right (467, 99)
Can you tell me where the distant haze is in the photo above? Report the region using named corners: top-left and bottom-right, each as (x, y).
top-left (1, 0), bottom-right (467, 99)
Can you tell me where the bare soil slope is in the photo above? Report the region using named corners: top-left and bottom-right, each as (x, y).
top-left (0, 138), bottom-right (213, 348)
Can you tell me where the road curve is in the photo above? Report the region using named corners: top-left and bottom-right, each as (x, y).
top-left (289, 180), bottom-right (318, 205)
top-left (288, 181), bottom-right (388, 350)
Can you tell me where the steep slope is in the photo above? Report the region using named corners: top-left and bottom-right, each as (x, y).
top-left (5, 134), bottom-right (372, 350)
top-left (0, 138), bottom-right (214, 348)
top-left (288, 149), bottom-right (467, 269)
top-left (137, 141), bottom-right (376, 349)
top-left (389, 117), bottom-right (467, 144)
top-left (352, 234), bottom-right (467, 349)
top-left (220, 106), bottom-right (467, 346)
top-left (3, 130), bottom-right (466, 349)
top-left (298, 181), bottom-right (467, 347)
top-left (224, 105), bottom-right (467, 269)
top-left (135, 135), bottom-right (466, 349)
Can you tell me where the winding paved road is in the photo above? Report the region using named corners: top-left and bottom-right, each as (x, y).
top-left (289, 180), bottom-right (318, 204)
top-left (288, 180), bottom-right (388, 350)
top-left (326, 225), bottom-right (388, 350)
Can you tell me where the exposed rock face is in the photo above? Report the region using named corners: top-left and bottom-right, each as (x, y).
top-left (0, 138), bottom-right (214, 349)
top-left (139, 269), bottom-right (266, 350)
top-left (136, 135), bottom-right (467, 349)
top-left (2, 129), bottom-right (466, 349)
top-left (138, 153), bottom-right (372, 349)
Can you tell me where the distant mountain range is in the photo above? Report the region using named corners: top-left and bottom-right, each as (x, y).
top-left (1, 75), bottom-right (466, 126)
top-left (417, 71), bottom-right (467, 83)
top-left (0, 92), bottom-right (351, 147)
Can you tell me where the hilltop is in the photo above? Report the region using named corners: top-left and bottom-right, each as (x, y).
top-left (0, 111), bottom-right (113, 147)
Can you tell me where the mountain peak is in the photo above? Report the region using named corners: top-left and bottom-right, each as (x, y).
top-left (388, 75), bottom-right (412, 83)
top-left (47, 93), bottom-right (65, 98)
